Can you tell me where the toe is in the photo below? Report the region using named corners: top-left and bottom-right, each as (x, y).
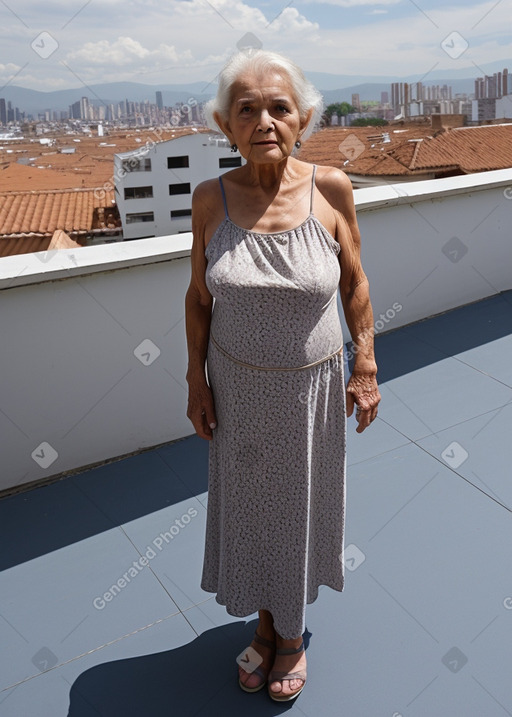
top-left (283, 678), bottom-right (303, 696)
top-left (240, 668), bottom-right (260, 689)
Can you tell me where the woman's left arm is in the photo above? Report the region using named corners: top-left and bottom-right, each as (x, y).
top-left (320, 167), bottom-right (381, 433)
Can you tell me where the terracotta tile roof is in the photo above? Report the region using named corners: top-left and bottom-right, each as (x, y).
top-left (0, 127), bottom-right (212, 193)
top-left (0, 229), bottom-right (82, 258)
top-left (407, 125), bottom-right (512, 172)
top-left (300, 126), bottom-right (432, 172)
top-left (0, 187), bottom-right (118, 256)
top-left (300, 124), bottom-right (512, 177)
top-left (0, 162), bottom-right (103, 192)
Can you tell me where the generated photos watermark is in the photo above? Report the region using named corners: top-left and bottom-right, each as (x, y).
top-left (94, 101), bottom-right (198, 201)
top-left (345, 302), bottom-right (403, 363)
top-left (298, 302), bottom-right (402, 404)
top-left (93, 507), bottom-right (198, 610)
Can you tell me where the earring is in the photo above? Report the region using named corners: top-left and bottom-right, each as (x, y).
top-left (230, 144), bottom-right (238, 152)
top-left (295, 140), bottom-right (302, 148)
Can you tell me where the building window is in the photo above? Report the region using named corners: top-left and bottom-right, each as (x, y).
top-left (122, 157), bottom-right (151, 172)
top-left (170, 209), bottom-right (192, 219)
top-left (169, 182), bottom-right (191, 195)
top-left (219, 157), bottom-right (242, 168)
top-left (167, 155), bottom-right (189, 168)
top-left (124, 186), bottom-right (153, 200)
top-left (126, 212), bottom-right (155, 224)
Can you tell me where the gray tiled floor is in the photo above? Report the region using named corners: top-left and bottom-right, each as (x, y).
top-left (1, 292), bottom-right (511, 717)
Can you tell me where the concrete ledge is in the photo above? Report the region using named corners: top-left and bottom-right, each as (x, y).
top-left (0, 233), bottom-right (193, 291)
top-left (2, 169), bottom-right (511, 291)
top-left (354, 168), bottom-right (512, 211)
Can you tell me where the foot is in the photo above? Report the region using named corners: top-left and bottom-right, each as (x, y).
top-left (268, 636), bottom-right (307, 699)
top-left (238, 628), bottom-right (276, 691)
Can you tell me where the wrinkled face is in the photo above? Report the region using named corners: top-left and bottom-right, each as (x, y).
top-left (218, 70), bottom-right (311, 163)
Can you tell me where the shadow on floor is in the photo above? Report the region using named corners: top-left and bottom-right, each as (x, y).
top-left (369, 291), bottom-right (512, 384)
top-left (67, 620), bottom-right (311, 717)
top-left (0, 436), bottom-right (209, 571)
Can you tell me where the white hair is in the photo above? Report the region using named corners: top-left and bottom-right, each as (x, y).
top-left (203, 50), bottom-right (324, 142)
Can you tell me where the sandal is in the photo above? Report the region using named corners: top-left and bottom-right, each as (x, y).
top-left (237, 631), bottom-right (276, 693)
top-left (267, 640), bottom-right (307, 702)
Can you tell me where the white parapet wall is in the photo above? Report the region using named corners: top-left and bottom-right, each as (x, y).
top-left (0, 169), bottom-right (511, 493)
top-left (348, 168), bottom-right (512, 341)
top-left (0, 236), bottom-right (194, 494)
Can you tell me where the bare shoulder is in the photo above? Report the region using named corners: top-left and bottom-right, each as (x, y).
top-left (192, 177), bottom-right (220, 212)
top-left (192, 177), bottom-right (224, 231)
top-left (314, 165), bottom-right (354, 214)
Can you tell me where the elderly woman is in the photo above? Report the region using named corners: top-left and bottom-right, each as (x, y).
top-left (185, 49), bottom-right (380, 702)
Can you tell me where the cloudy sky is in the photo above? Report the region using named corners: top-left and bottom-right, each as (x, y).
top-left (0, 0), bottom-right (510, 91)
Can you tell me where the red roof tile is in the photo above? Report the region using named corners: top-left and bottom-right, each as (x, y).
top-left (0, 187), bottom-right (116, 238)
top-left (0, 229), bottom-right (82, 258)
top-left (408, 125), bottom-right (512, 172)
top-left (300, 124), bottom-right (512, 177)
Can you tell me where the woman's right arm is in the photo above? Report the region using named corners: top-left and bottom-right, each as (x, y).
top-left (185, 183), bottom-right (217, 440)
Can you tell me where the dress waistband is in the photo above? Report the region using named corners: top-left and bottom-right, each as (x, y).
top-left (209, 333), bottom-right (343, 371)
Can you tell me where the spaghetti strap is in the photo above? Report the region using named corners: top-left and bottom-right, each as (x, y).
top-left (309, 164), bottom-right (317, 214)
top-left (218, 176), bottom-right (229, 219)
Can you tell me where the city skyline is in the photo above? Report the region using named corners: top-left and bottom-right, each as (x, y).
top-left (0, 0), bottom-right (509, 93)
top-left (1, 60), bottom-right (510, 124)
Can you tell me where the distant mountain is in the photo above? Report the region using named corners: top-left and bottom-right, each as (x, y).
top-left (2, 59), bottom-right (509, 114)
top-left (321, 79), bottom-right (476, 103)
top-left (1, 82), bottom-right (215, 115)
top-left (305, 59), bottom-right (511, 90)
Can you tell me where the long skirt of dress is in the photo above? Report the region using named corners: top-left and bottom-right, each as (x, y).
top-left (200, 338), bottom-right (347, 640)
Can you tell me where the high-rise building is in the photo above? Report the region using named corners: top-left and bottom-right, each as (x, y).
top-left (156, 91), bottom-right (163, 110)
top-left (381, 91), bottom-right (389, 105)
top-left (351, 93), bottom-right (360, 111)
top-left (80, 96), bottom-right (90, 120)
top-left (0, 98), bottom-right (6, 125)
top-left (69, 100), bottom-right (81, 119)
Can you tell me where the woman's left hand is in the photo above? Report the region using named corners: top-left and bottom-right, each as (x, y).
top-left (346, 372), bottom-right (381, 433)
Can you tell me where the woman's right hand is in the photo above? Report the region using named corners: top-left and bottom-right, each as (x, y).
top-left (186, 377), bottom-right (217, 440)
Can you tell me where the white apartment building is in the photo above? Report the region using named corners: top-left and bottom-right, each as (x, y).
top-left (114, 131), bottom-right (244, 240)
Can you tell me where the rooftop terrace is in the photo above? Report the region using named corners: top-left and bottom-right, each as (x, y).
top-left (1, 292), bottom-right (511, 716)
top-left (0, 169), bottom-right (511, 716)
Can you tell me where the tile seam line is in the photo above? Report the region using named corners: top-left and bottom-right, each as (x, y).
top-left (410, 441), bottom-right (511, 513)
top-left (154, 449), bottom-right (207, 502)
top-left (378, 401), bottom-right (512, 444)
top-left (398, 324), bottom-right (511, 363)
top-left (426, 402), bottom-right (512, 435)
top-left (357, 416), bottom-right (511, 511)
top-left (450, 355), bottom-right (512, 390)
top-left (118, 524), bottom-right (185, 609)
top-left (377, 345), bottom-right (512, 389)
top-left (0, 612), bottom-right (182, 693)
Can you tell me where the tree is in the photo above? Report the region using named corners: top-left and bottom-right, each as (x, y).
top-left (350, 118), bottom-right (389, 127)
top-left (324, 102), bottom-right (356, 125)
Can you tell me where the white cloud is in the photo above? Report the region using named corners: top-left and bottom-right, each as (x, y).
top-left (173, 0), bottom-right (267, 27)
top-left (66, 37), bottom-right (193, 68)
top-left (59, 1), bottom-right (319, 81)
top-left (267, 6), bottom-right (320, 35)
top-left (0, 0), bottom-right (508, 90)
top-left (0, 63), bottom-right (21, 75)
top-left (302, 0), bottom-right (401, 6)
top-left (300, 0), bottom-right (511, 75)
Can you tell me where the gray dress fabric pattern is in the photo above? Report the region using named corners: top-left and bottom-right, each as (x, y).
top-left (201, 165), bottom-right (347, 640)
